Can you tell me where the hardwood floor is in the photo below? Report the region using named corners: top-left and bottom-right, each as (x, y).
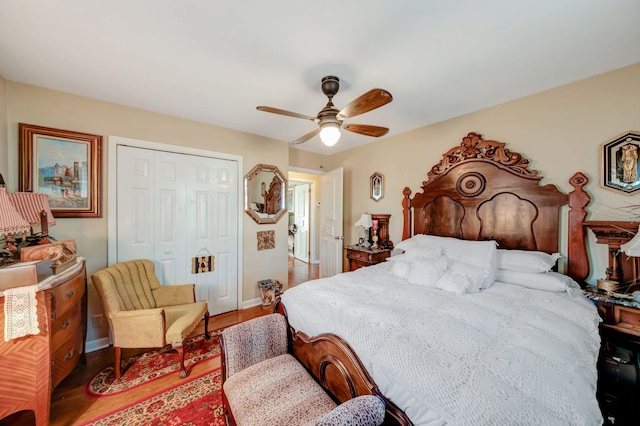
top-left (1, 258), bottom-right (317, 425)
top-left (288, 255), bottom-right (319, 287)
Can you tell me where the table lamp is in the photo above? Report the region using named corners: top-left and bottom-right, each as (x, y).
top-left (621, 225), bottom-right (640, 286)
top-left (354, 213), bottom-right (373, 247)
top-left (0, 188), bottom-right (31, 259)
top-left (9, 192), bottom-right (56, 244)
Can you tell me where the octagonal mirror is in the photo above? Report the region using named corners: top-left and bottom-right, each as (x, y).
top-left (244, 164), bottom-right (287, 224)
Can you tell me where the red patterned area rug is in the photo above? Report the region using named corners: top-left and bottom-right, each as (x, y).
top-left (79, 368), bottom-right (224, 426)
top-left (85, 333), bottom-right (220, 396)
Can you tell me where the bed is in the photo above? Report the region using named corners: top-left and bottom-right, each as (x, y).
top-left (275, 132), bottom-right (602, 425)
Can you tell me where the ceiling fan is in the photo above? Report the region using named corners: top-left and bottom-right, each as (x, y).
top-left (257, 76), bottom-right (392, 147)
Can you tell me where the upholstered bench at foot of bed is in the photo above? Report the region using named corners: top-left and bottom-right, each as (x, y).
top-left (224, 353), bottom-right (336, 425)
top-left (220, 313), bottom-right (386, 426)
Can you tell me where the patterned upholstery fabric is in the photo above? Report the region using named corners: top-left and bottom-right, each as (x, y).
top-left (221, 313), bottom-right (288, 378)
top-left (224, 353), bottom-right (337, 425)
top-left (221, 313), bottom-right (387, 426)
top-left (314, 395), bottom-right (386, 426)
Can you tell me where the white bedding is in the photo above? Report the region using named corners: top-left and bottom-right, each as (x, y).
top-left (281, 262), bottom-right (603, 426)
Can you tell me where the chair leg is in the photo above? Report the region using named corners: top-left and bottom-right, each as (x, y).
top-left (174, 344), bottom-right (188, 378)
top-left (204, 311), bottom-right (210, 339)
top-left (114, 346), bottom-right (122, 380)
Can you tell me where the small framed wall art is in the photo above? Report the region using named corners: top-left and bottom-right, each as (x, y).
top-left (601, 131), bottom-right (640, 195)
top-left (19, 123), bottom-right (103, 218)
top-left (370, 172), bottom-right (384, 202)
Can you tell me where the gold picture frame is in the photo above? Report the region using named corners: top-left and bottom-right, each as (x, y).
top-left (19, 123), bottom-right (103, 218)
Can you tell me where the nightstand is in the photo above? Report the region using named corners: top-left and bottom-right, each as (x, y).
top-left (346, 246), bottom-right (390, 271)
top-left (584, 288), bottom-right (640, 426)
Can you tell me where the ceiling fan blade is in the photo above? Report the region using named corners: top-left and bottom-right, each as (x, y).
top-left (257, 106), bottom-right (317, 121)
top-left (343, 124), bottom-right (389, 137)
top-left (291, 128), bottom-right (320, 145)
top-left (336, 89), bottom-right (393, 120)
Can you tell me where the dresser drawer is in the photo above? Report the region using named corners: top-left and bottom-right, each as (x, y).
top-left (51, 330), bottom-right (83, 389)
top-left (347, 249), bottom-right (370, 262)
top-left (51, 303), bottom-right (81, 353)
top-left (52, 271), bottom-right (85, 319)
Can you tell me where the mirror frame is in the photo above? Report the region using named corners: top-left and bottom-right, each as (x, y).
top-left (244, 164), bottom-right (288, 224)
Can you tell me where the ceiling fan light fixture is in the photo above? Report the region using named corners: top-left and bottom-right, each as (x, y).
top-left (319, 121), bottom-right (341, 146)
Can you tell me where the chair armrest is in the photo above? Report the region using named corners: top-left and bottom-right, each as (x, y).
top-left (221, 314), bottom-right (288, 378)
top-left (315, 395), bottom-right (386, 426)
top-left (153, 284), bottom-right (195, 306)
top-left (109, 308), bottom-right (167, 348)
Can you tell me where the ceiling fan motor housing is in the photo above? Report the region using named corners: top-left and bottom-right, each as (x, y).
top-left (321, 76), bottom-right (340, 99)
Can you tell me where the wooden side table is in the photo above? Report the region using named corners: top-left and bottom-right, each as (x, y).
top-left (584, 289), bottom-right (640, 425)
top-left (346, 246), bottom-right (390, 271)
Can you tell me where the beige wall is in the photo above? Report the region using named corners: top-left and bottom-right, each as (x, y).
top-left (317, 63), bottom-right (640, 283)
top-left (0, 75), bottom-right (7, 178)
top-left (1, 82), bottom-right (289, 345)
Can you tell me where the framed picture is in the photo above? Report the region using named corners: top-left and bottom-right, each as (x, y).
top-left (370, 172), bottom-right (384, 201)
top-left (601, 131), bottom-right (640, 195)
top-left (19, 123), bottom-right (103, 218)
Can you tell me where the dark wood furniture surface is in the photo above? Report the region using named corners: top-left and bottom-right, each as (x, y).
top-left (0, 258), bottom-right (87, 426)
top-left (584, 224), bottom-right (640, 425)
top-left (346, 246), bottom-right (391, 271)
top-left (278, 132), bottom-right (593, 425)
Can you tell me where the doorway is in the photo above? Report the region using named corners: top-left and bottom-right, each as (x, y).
top-left (288, 170), bottom-right (319, 286)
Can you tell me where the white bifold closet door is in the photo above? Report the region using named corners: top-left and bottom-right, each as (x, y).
top-left (116, 145), bottom-right (238, 315)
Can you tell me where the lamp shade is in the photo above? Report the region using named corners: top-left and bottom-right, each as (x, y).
top-left (0, 188), bottom-right (30, 236)
top-left (621, 225), bottom-right (640, 256)
top-left (355, 213), bottom-right (373, 229)
top-left (8, 192), bottom-right (56, 226)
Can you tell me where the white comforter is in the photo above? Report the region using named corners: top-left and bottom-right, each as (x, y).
top-left (281, 262), bottom-right (603, 426)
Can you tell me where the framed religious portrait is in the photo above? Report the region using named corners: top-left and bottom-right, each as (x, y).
top-left (370, 172), bottom-right (384, 201)
top-left (19, 123), bottom-right (103, 218)
top-left (601, 131), bottom-right (640, 195)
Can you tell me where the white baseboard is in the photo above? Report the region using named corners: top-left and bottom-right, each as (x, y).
top-left (242, 297), bottom-right (263, 309)
top-left (86, 337), bottom-right (110, 353)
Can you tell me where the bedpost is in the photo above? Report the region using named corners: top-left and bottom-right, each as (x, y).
top-left (402, 187), bottom-right (412, 241)
top-left (567, 172), bottom-right (590, 285)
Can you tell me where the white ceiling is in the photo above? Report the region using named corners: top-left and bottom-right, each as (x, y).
top-left (1, 1), bottom-right (639, 154)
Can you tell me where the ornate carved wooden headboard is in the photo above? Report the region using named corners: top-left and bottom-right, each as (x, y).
top-left (402, 132), bottom-right (591, 283)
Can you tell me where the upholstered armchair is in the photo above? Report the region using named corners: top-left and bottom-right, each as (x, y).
top-left (220, 313), bottom-right (386, 426)
top-left (92, 259), bottom-right (209, 379)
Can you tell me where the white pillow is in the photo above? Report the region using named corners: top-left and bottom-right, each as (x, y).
top-left (446, 260), bottom-right (482, 293)
top-left (496, 270), bottom-right (581, 293)
top-left (435, 271), bottom-right (473, 295)
top-left (390, 260), bottom-right (411, 280)
top-left (407, 259), bottom-right (447, 287)
top-left (394, 237), bottom-right (442, 260)
top-left (497, 249), bottom-right (560, 273)
top-left (408, 235), bottom-right (498, 289)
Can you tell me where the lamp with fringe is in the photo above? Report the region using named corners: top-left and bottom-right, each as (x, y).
top-left (9, 192), bottom-right (56, 244)
top-left (0, 188), bottom-right (31, 258)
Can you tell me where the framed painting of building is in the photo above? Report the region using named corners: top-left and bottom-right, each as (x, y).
top-left (19, 123), bottom-right (103, 218)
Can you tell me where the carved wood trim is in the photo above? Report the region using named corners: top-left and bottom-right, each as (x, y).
top-left (427, 132), bottom-right (537, 183)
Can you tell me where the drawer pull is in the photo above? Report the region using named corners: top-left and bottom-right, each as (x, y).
top-left (61, 319), bottom-right (72, 330)
top-left (64, 348), bottom-right (74, 360)
top-left (66, 289), bottom-right (76, 298)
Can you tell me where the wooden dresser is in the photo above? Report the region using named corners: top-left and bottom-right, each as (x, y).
top-left (0, 258), bottom-right (87, 426)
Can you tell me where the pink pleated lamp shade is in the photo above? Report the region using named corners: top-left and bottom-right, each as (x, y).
top-left (8, 191), bottom-right (56, 227)
top-left (0, 188), bottom-right (30, 237)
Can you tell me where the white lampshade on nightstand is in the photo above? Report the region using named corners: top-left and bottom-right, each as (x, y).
top-left (354, 213), bottom-right (373, 247)
top-left (621, 225), bottom-right (640, 287)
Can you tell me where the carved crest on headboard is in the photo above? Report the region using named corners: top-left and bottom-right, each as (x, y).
top-left (426, 132), bottom-right (537, 183)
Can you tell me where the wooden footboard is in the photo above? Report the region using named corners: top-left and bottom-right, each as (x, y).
top-left (274, 301), bottom-right (412, 426)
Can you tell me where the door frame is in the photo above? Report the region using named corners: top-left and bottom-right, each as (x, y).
top-left (108, 135), bottom-right (244, 309)
top-left (288, 167), bottom-right (322, 264)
